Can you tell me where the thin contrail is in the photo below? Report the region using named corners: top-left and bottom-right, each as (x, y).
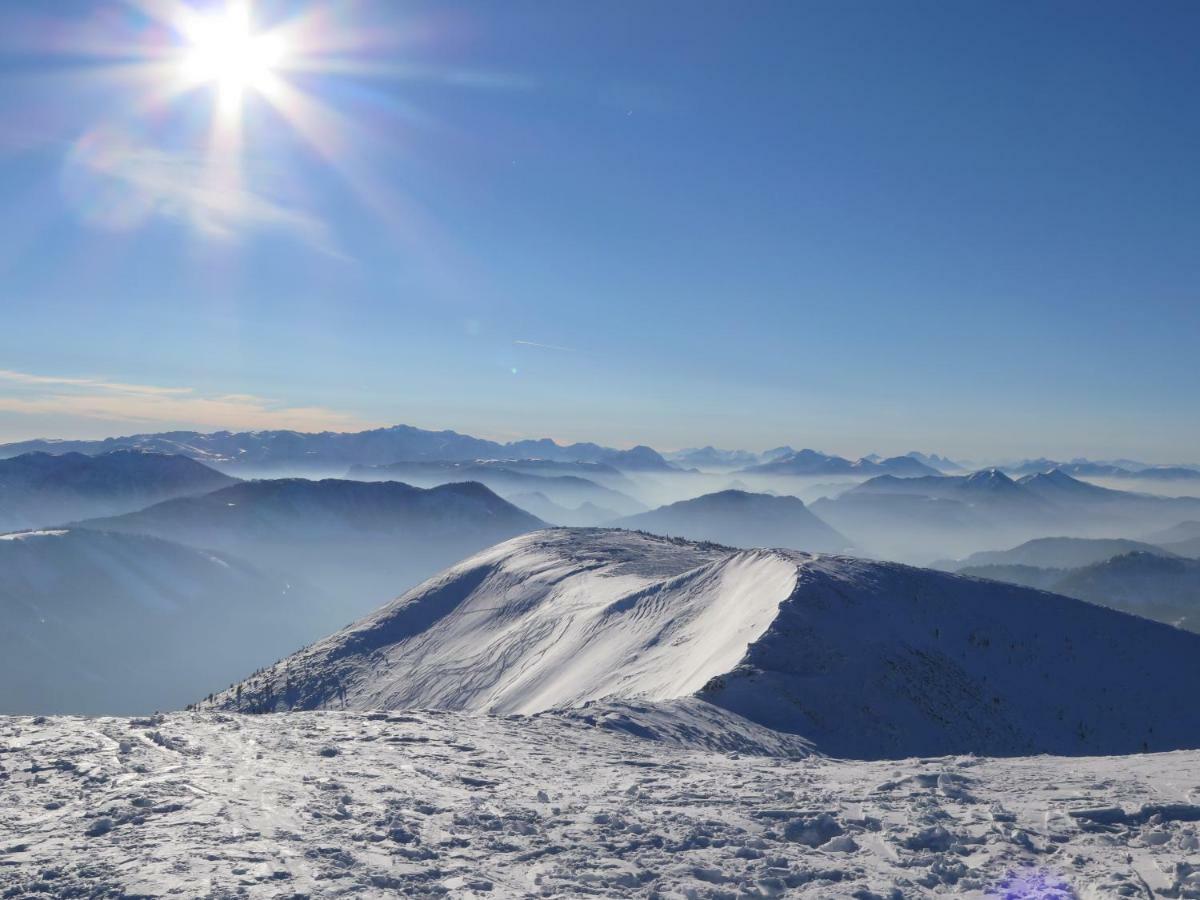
top-left (513, 340), bottom-right (578, 353)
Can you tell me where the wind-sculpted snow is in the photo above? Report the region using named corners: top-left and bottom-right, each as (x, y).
top-left (215, 530), bottom-right (763, 715)
top-left (212, 529), bottom-right (1200, 759)
top-left (4, 712), bottom-right (1200, 898)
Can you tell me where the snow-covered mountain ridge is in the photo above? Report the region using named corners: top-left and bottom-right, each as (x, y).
top-left (212, 528), bottom-right (1200, 759)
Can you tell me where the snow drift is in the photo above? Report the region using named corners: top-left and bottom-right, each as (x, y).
top-left (213, 528), bottom-right (1200, 758)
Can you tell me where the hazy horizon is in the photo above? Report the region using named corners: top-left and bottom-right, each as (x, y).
top-left (2, 417), bottom-right (1198, 469)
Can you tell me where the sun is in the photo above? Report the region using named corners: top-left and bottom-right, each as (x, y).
top-left (53, 0), bottom-right (430, 249)
top-left (180, 1), bottom-right (287, 99)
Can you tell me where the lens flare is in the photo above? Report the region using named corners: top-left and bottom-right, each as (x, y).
top-left (19, 0), bottom-right (521, 269)
top-left (988, 867), bottom-right (1077, 899)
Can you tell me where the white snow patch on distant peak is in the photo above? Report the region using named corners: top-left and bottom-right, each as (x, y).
top-left (0, 529), bottom-right (70, 541)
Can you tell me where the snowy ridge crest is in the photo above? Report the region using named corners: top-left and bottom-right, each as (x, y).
top-left (213, 528), bottom-right (1200, 759)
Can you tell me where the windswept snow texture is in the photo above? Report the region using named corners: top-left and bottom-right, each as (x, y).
top-left (215, 529), bottom-right (1200, 759)
top-left (611, 490), bottom-right (851, 553)
top-left (0, 529), bottom-right (325, 714)
top-left (4, 712), bottom-right (1200, 899)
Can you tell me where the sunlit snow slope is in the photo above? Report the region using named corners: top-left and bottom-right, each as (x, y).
top-left (214, 528), bottom-right (1200, 758)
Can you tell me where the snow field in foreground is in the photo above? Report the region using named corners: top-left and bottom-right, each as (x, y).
top-left (2, 711), bottom-right (1199, 898)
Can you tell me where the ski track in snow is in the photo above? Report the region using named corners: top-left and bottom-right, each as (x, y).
top-left (3, 712), bottom-right (1200, 898)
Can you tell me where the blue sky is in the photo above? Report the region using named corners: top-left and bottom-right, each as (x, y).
top-left (1, 0), bottom-right (1197, 461)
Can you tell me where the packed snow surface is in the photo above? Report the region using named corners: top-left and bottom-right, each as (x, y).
top-left (217, 528), bottom-right (1200, 759)
top-left (4, 711), bottom-right (1200, 899)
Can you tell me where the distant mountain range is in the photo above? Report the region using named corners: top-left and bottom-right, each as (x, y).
top-left (506, 492), bottom-right (620, 527)
top-left (611, 490), bottom-right (849, 553)
top-left (0, 450), bottom-right (236, 533)
top-left (902, 451), bottom-right (967, 473)
top-left (665, 446), bottom-right (768, 469)
top-left (71, 478), bottom-right (545, 614)
top-left (811, 468), bottom-right (1200, 562)
top-left (347, 460), bottom-right (646, 517)
top-left (665, 446), bottom-right (966, 475)
top-left (950, 536), bottom-right (1175, 570)
top-left (1, 468), bottom-right (553, 713)
top-left (1145, 520), bottom-right (1200, 544)
top-left (0, 528), bottom-right (325, 714)
top-left (209, 528), bottom-right (1200, 758)
top-left (1051, 552), bottom-right (1200, 631)
top-left (958, 549), bottom-right (1200, 635)
top-left (939, 533), bottom-right (1200, 633)
top-left (740, 449), bottom-right (942, 477)
top-left (0, 426), bottom-right (679, 475)
top-left (16, 425), bottom-right (1200, 729)
top-left (1146, 521), bottom-right (1200, 558)
top-left (850, 468), bottom-right (1042, 503)
top-left (6, 426), bottom-right (1196, 486)
top-left (1007, 459), bottom-right (1200, 481)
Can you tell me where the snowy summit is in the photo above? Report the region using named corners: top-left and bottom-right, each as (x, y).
top-left (212, 528), bottom-right (1200, 759)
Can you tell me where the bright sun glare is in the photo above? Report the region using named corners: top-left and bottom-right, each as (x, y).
top-left (56, 0), bottom-right (410, 245)
top-left (181, 2), bottom-right (286, 97)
